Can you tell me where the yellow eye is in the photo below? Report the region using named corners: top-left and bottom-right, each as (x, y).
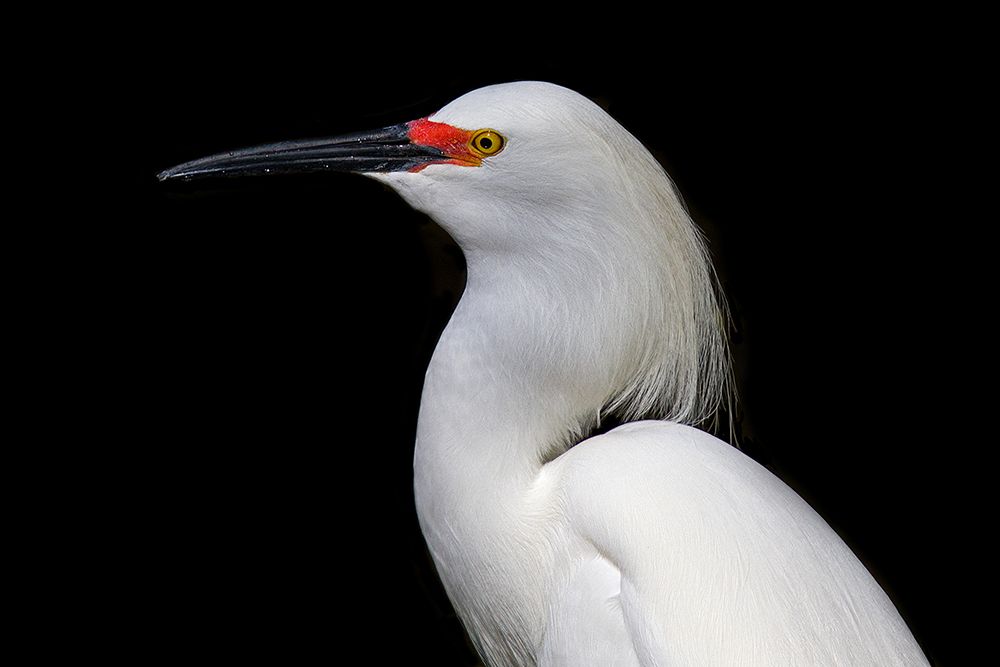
top-left (469, 129), bottom-right (505, 157)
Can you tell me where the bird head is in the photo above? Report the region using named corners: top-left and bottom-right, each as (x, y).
top-left (158, 82), bottom-right (655, 255)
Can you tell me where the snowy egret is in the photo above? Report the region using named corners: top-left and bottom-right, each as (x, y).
top-left (160, 81), bottom-right (929, 666)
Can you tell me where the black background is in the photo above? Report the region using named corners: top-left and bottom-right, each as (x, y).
top-left (97, 21), bottom-right (973, 666)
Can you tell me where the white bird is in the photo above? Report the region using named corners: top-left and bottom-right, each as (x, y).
top-left (160, 81), bottom-right (929, 666)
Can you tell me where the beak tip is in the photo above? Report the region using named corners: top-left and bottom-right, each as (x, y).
top-left (156, 167), bottom-right (179, 182)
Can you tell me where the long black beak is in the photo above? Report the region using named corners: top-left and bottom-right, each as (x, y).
top-left (157, 123), bottom-right (443, 181)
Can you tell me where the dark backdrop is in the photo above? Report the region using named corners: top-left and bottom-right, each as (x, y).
top-left (106, 25), bottom-right (969, 665)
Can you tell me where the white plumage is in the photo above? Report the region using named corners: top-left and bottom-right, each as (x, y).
top-left (160, 80), bottom-right (929, 665)
top-left (375, 82), bottom-right (928, 666)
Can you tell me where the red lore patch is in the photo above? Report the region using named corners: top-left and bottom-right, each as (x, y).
top-left (406, 118), bottom-right (480, 171)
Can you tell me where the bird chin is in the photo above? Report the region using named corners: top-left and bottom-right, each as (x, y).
top-left (366, 169), bottom-right (414, 193)
top-left (366, 170), bottom-right (436, 213)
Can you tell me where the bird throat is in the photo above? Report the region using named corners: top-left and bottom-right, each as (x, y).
top-left (411, 264), bottom-right (614, 665)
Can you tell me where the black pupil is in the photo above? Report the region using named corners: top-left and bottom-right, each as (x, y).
top-left (479, 137), bottom-right (493, 150)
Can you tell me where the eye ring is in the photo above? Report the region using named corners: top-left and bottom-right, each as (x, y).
top-left (469, 129), bottom-right (505, 157)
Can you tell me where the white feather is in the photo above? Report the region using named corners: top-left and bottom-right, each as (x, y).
top-left (374, 82), bottom-right (927, 666)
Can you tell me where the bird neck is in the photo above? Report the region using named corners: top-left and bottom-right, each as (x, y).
top-left (413, 254), bottom-right (608, 523)
top-left (413, 184), bottom-right (731, 540)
